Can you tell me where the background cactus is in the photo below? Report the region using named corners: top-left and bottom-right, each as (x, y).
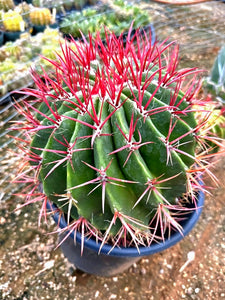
top-left (60, 2), bottom-right (152, 39)
top-left (0, 28), bottom-right (63, 96)
top-left (203, 45), bottom-right (225, 105)
top-left (0, 0), bottom-right (15, 11)
top-left (195, 102), bottom-right (225, 153)
top-left (14, 27), bottom-right (224, 249)
top-left (16, 2), bottom-right (32, 21)
top-left (3, 10), bottom-right (25, 31)
top-left (31, 0), bottom-right (89, 12)
top-left (207, 108), bottom-right (225, 152)
top-left (29, 7), bottom-right (52, 26)
top-left (73, 0), bottom-right (86, 10)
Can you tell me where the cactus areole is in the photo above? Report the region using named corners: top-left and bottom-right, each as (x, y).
top-left (14, 27), bottom-right (221, 253)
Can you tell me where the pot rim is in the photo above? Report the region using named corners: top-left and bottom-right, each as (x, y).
top-left (151, 0), bottom-right (210, 5)
top-left (47, 186), bottom-right (205, 257)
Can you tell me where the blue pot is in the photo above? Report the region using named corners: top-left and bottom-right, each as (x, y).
top-left (0, 31), bottom-right (4, 46)
top-left (31, 25), bottom-right (46, 35)
top-left (47, 188), bottom-right (205, 276)
top-left (4, 31), bottom-right (24, 43)
top-left (31, 23), bottom-right (58, 36)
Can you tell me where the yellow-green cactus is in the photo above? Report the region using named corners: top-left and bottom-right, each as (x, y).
top-left (0, 10), bottom-right (4, 25)
top-left (3, 10), bottom-right (25, 32)
top-left (4, 42), bottom-right (22, 59)
top-left (0, 0), bottom-right (15, 11)
top-left (16, 2), bottom-right (31, 20)
top-left (30, 8), bottom-right (52, 26)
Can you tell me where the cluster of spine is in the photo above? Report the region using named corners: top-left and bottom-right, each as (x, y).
top-left (3, 11), bottom-right (25, 31)
top-left (14, 28), bottom-right (224, 248)
top-left (29, 8), bottom-right (52, 26)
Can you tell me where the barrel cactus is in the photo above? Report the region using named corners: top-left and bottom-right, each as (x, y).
top-left (14, 27), bottom-right (224, 249)
top-left (3, 10), bottom-right (25, 31)
top-left (29, 8), bottom-right (52, 26)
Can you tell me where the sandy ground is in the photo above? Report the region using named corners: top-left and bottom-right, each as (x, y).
top-left (0, 155), bottom-right (225, 300)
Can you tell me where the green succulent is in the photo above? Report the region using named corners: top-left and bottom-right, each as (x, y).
top-left (60, 2), bottom-right (152, 39)
top-left (203, 45), bottom-right (225, 105)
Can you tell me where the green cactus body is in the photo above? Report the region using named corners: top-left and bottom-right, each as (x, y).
top-left (34, 75), bottom-right (195, 232)
top-left (40, 110), bottom-right (77, 200)
top-left (30, 8), bottom-right (52, 26)
top-left (67, 108), bottom-right (116, 231)
top-left (15, 28), bottom-right (220, 247)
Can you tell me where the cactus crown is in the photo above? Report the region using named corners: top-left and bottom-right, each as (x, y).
top-left (30, 8), bottom-right (52, 26)
top-left (14, 27), bottom-right (224, 249)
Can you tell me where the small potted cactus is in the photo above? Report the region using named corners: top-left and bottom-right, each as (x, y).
top-left (2, 10), bottom-right (26, 42)
top-left (13, 26), bottom-right (225, 276)
top-left (29, 7), bottom-right (56, 35)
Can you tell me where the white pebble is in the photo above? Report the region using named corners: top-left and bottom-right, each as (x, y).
top-left (195, 288), bottom-right (200, 294)
top-left (95, 290), bottom-right (99, 298)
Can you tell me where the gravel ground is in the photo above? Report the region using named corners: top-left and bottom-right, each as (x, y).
top-left (0, 155), bottom-right (225, 300)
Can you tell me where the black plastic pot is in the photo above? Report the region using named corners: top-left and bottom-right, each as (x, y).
top-left (31, 23), bottom-right (58, 36)
top-left (0, 31), bottom-right (4, 46)
top-left (4, 30), bottom-right (26, 43)
top-left (31, 25), bottom-right (46, 35)
top-left (47, 188), bottom-right (205, 277)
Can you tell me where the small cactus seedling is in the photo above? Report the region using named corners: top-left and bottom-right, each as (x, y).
top-left (13, 26), bottom-right (225, 250)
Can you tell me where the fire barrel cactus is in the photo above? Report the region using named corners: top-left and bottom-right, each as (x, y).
top-left (14, 27), bottom-right (224, 249)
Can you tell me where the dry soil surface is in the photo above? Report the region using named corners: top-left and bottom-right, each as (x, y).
top-left (0, 156), bottom-right (225, 300)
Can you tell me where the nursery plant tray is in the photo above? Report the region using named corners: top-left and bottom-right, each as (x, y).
top-left (0, 82), bottom-right (34, 105)
top-left (0, 93), bottom-right (12, 106)
top-left (59, 1), bottom-right (152, 40)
